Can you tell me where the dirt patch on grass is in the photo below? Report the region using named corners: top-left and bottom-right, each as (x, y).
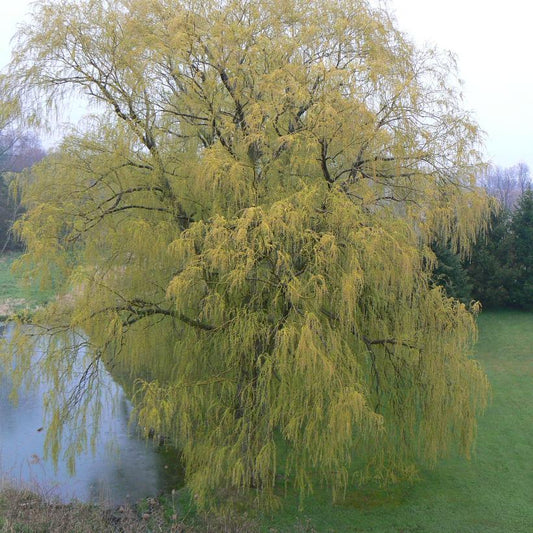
top-left (0, 487), bottom-right (164, 532)
top-left (0, 487), bottom-right (261, 532)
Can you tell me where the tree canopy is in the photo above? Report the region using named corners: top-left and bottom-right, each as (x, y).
top-left (2, 0), bottom-right (492, 507)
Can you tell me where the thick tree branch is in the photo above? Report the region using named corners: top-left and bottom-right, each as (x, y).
top-left (91, 302), bottom-right (216, 331)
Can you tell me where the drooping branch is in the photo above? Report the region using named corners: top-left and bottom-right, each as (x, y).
top-left (90, 301), bottom-right (216, 331)
top-left (362, 336), bottom-right (419, 351)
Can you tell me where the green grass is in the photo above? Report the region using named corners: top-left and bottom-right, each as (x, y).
top-left (257, 310), bottom-right (533, 532)
top-left (0, 253), bottom-right (53, 317)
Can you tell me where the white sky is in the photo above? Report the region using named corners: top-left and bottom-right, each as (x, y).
top-left (0, 3), bottom-right (33, 69)
top-left (1, 0), bottom-right (532, 170)
top-left (391, 0), bottom-right (533, 170)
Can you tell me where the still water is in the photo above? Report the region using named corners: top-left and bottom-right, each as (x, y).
top-left (0, 325), bottom-right (184, 506)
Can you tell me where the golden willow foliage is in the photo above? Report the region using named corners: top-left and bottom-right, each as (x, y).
top-left (2, 0), bottom-right (492, 507)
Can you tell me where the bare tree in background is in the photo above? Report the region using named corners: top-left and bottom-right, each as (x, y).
top-left (0, 131), bottom-right (46, 172)
top-left (0, 131), bottom-right (46, 252)
top-left (479, 163), bottom-right (531, 210)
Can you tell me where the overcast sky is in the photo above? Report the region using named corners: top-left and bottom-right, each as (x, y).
top-left (392, 0), bottom-right (533, 171)
top-left (0, 3), bottom-right (32, 67)
top-left (1, 0), bottom-right (532, 170)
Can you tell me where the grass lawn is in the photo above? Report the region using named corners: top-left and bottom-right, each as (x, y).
top-left (0, 253), bottom-right (52, 317)
top-left (258, 310), bottom-right (533, 532)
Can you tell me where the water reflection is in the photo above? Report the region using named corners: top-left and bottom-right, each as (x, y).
top-left (0, 324), bottom-right (184, 505)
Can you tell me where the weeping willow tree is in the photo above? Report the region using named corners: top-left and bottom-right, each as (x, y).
top-left (2, 0), bottom-right (492, 507)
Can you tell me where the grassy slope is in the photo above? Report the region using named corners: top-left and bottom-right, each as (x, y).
top-left (0, 253), bottom-right (52, 316)
top-left (260, 311), bottom-right (533, 532)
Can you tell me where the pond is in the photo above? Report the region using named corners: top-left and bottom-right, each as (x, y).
top-left (0, 324), bottom-right (184, 506)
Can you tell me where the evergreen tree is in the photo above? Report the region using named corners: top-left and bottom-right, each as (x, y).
top-left (508, 189), bottom-right (533, 309)
top-left (467, 208), bottom-right (514, 309)
top-left (431, 242), bottom-right (472, 304)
